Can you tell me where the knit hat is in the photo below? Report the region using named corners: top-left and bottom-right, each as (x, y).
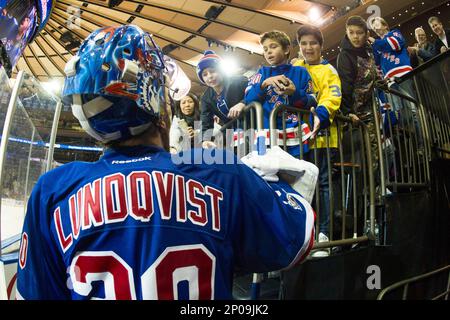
top-left (196, 50), bottom-right (222, 84)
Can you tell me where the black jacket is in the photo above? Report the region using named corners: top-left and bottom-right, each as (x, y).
top-left (433, 29), bottom-right (450, 56)
top-left (410, 42), bottom-right (435, 68)
top-left (200, 75), bottom-right (248, 139)
top-left (336, 36), bottom-right (379, 117)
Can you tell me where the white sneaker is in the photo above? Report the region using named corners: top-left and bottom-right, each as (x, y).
top-left (311, 233), bottom-right (330, 258)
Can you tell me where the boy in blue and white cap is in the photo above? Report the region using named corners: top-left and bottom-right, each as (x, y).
top-left (196, 50), bottom-right (248, 148)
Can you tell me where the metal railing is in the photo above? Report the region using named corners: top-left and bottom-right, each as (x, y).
top-left (400, 51), bottom-right (450, 160)
top-left (377, 264), bottom-right (450, 300)
top-left (213, 101), bottom-right (264, 158)
top-left (268, 104), bottom-right (375, 248)
top-left (373, 80), bottom-right (430, 194)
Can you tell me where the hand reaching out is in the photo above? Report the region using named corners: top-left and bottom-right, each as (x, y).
top-left (348, 113), bottom-right (361, 125)
top-left (227, 102), bottom-right (246, 119)
top-left (202, 140), bottom-right (217, 149)
top-left (309, 107), bottom-right (321, 140)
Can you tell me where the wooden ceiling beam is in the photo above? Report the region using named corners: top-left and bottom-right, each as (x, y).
top-left (33, 37), bottom-right (66, 76)
top-left (53, 3), bottom-right (204, 55)
top-left (117, 0), bottom-right (261, 35)
top-left (50, 8), bottom-right (205, 86)
top-left (27, 44), bottom-right (55, 79)
top-left (202, 0), bottom-right (314, 25)
top-left (22, 51), bottom-right (47, 81)
top-left (59, 0), bottom-right (260, 55)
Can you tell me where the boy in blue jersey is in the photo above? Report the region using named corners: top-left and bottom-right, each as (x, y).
top-left (368, 17), bottom-right (422, 149)
top-left (244, 30), bottom-right (317, 157)
top-left (15, 25), bottom-right (317, 300)
top-left (368, 17), bottom-right (413, 80)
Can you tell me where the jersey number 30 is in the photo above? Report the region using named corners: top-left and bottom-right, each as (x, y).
top-left (69, 244), bottom-right (216, 299)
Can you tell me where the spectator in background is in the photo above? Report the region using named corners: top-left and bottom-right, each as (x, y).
top-left (244, 30), bottom-right (317, 157)
top-left (428, 16), bottom-right (450, 55)
top-left (169, 92), bottom-right (220, 154)
top-left (369, 17), bottom-right (423, 168)
top-left (368, 17), bottom-right (418, 133)
top-left (170, 93), bottom-right (200, 153)
top-left (407, 27), bottom-right (435, 67)
top-left (368, 17), bottom-right (413, 80)
top-left (197, 50), bottom-right (248, 149)
top-left (338, 16), bottom-right (380, 129)
top-left (337, 16), bottom-right (385, 199)
top-left (293, 25), bottom-right (342, 256)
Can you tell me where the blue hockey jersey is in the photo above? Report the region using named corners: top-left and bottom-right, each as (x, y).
top-left (16, 146), bottom-right (315, 300)
top-left (372, 29), bottom-right (413, 79)
top-left (244, 64), bottom-right (317, 156)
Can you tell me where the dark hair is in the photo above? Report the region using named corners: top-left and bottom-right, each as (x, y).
top-left (346, 16), bottom-right (368, 32)
top-left (428, 16), bottom-right (441, 25)
top-left (175, 93), bottom-right (200, 124)
top-left (260, 30), bottom-right (291, 51)
top-left (296, 25), bottom-right (324, 46)
top-left (104, 122), bottom-right (160, 149)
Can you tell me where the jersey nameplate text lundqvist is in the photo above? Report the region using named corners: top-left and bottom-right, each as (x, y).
top-left (53, 170), bottom-right (224, 253)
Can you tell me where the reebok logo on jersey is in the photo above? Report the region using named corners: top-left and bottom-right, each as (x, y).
top-left (111, 156), bottom-right (152, 164)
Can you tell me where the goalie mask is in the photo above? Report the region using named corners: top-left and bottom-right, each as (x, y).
top-left (62, 25), bottom-right (187, 143)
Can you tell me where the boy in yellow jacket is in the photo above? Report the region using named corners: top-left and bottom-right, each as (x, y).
top-left (293, 25), bottom-right (342, 257)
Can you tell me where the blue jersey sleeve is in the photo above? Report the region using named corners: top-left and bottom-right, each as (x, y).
top-left (244, 69), bottom-right (266, 105)
top-left (231, 163), bottom-right (315, 273)
top-left (373, 31), bottom-right (405, 53)
top-left (16, 177), bottom-right (70, 300)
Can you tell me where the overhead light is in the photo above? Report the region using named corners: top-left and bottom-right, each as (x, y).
top-left (41, 79), bottom-right (63, 96)
top-left (219, 58), bottom-right (239, 76)
top-left (308, 8), bottom-right (320, 21)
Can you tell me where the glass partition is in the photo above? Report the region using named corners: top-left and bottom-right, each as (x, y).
top-left (0, 68), bottom-right (57, 243)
